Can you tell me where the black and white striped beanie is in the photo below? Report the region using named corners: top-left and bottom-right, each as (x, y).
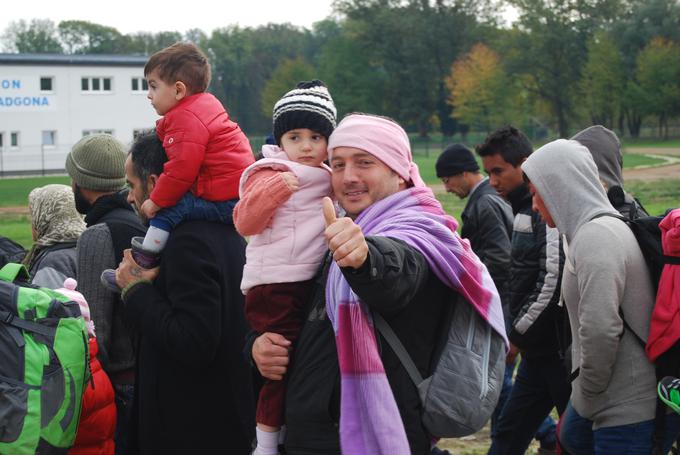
top-left (272, 80), bottom-right (337, 145)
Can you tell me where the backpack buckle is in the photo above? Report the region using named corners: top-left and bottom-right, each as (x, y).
top-left (2, 311), bottom-right (14, 324)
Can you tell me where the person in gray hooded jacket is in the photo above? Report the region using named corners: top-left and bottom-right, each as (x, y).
top-left (522, 139), bottom-right (680, 454)
top-left (571, 125), bottom-right (648, 220)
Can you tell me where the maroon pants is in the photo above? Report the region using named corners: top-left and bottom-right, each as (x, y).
top-left (245, 280), bottom-right (314, 427)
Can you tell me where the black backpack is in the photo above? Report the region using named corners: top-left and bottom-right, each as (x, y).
top-left (0, 236), bottom-right (26, 269)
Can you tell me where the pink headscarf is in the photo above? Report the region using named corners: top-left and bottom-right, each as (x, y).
top-left (328, 114), bottom-right (426, 188)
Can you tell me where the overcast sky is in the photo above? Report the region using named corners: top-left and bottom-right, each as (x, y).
top-left (0, 0), bottom-right (337, 35)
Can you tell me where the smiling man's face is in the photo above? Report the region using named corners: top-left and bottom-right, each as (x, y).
top-left (330, 146), bottom-right (404, 219)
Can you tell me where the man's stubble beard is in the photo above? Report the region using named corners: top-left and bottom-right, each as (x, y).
top-left (73, 185), bottom-right (92, 215)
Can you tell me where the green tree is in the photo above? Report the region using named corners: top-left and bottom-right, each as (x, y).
top-left (333, 0), bottom-right (483, 136)
top-left (317, 24), bottom-right (385, 117)
top-left (634, 38), bottom-right (680, 138)
top-left (612, 0), bottom-right (680, 136)
top-left (1, 19), bottom-right (63, 53)
top-left (505, 0), bottom-right (625, 137)
top-left (580, 33), bottom-right (626, 128)
top-left (57, 20), bottom-right (128, 54)
top-left (126, 31), bottom-right (184, 55)
top-left (261, 57), bottom-right (316, 118)
top-left (206, 24), bottom-right (320, 134)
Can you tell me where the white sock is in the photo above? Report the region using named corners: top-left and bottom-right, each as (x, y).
top-left (142, 226), bottom-right (170, 253)
top-left (253, 427), bottom-right (279, 455)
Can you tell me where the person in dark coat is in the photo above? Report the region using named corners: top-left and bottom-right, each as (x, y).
top-left (435, 143), bottom-right (513, 304)
top-left (477, 126), bottom-right (570, 455)
top-left (66, 133), bottom-right (146, 455)
top-left (115, 131), bottom-right (255, 454)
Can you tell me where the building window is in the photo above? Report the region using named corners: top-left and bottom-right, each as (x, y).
top-left (10, 132), bottom-right (19, 148)
top-left (81, 77), bottom-right (112, 93)
top-left (83, 129), bottom-right (114, 137)
top-left (42, 131), bottom-right (57, 147)
top-left (133, 129), bottom-right (152, 139)
top-left (40, 77), bottom-right (54, 92)
top-left (131, 77), bottom-right (148, 92)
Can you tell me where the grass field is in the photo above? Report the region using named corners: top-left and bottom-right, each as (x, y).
top-left (0, 214), bottom-right (32, 248)
top-left (0, 176), bottom-right (70, 207)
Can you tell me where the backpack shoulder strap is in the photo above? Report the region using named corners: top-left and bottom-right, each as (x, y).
top-left (589, 212), bottom-right (627, 223)
top-left (0, 263), bottom-right (30, 282)
top-left (373, 312), bottom-right (424, 386)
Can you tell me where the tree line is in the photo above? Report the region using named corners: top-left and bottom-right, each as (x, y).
top-left (2, 0), bottom-right (680, 139)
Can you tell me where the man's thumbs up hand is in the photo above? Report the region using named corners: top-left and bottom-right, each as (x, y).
top-left (323, 197), bottom-right (337, 227)
top-left (322, 197), bottom-right (368, 269)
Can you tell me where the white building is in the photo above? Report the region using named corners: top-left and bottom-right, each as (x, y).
top-left (0, 53), bottom-right (159, 175)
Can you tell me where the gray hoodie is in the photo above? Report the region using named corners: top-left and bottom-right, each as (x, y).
top-left (571, 125), bottom-right (647, 219)
top-left (522, 139), bottom-right (656, 429)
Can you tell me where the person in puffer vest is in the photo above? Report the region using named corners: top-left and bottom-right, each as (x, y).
top-left (55, 278), bottom-right (116, 455)
top-left (233, 80), bottom-right (336, 455)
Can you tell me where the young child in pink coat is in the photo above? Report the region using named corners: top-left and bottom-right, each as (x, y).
top-left (233, 80), bottom-right (336, 455)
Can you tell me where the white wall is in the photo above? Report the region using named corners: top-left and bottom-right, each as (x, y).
top-left (0, 64), bottom-right (158, 174)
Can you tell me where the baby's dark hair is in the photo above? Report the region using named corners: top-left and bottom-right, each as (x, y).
top-left (144, 42), bottom-right (211, 94)
top-left (476, 125), bottom-right (533, 167)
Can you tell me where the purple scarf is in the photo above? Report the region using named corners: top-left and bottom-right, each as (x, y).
top-left (325, 186), bottom-right (507, 454)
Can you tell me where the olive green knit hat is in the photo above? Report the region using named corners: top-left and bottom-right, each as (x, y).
top-left (65, 134), bottom-right (127, 191)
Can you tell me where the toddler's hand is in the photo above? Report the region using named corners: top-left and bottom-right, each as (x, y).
top-left (141, 199), bottom-right (161, 219)
top-left (281, 172), bottom-right (300, 192)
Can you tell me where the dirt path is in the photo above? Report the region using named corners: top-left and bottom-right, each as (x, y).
top-left (625, 163), bottom-right (680, 181)
top-left (0, 206), bottom-right (29, 215)
top-left (625, 147), bottom-right (680, 156)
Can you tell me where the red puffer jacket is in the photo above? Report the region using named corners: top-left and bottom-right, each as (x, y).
top-left (69, 338), bottom-right (116, 455)
top-left (152, 92), bottom-right (255, 208)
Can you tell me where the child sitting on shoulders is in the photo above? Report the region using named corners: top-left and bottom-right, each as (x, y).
top-left (102, 42), bottom-right (254, 290)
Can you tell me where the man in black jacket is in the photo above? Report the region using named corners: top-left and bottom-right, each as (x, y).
top-left (115, 132), bottom-right (255, 454)
top-left (435, 143), bottom-right (513, 306)
top-left (477, 126), bottom-right (570, 455)
top-left (66, 134), bottom-right (146, 455)
top-left (249, 114), bottom-right (504, 455)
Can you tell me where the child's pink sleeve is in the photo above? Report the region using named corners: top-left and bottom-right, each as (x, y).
top-left (234, 169), bottom-right (294, 236)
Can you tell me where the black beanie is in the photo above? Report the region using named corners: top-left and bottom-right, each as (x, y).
top-left (435, 143), bottom-right (479, 177)
top-left (272, 80), bottom-right (337, 145)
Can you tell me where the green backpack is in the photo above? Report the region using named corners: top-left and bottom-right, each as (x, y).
top-left (0, 263), bottom-right (89, 454)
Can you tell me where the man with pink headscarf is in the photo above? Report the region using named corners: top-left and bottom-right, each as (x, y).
top-left (250, 114), bottom-right (506, 455)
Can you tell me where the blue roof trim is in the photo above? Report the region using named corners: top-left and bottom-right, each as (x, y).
top-left (0, 53), bottom-right (148, 66)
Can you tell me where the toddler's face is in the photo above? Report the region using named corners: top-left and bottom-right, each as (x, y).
top-left (146, 69), bottom-right (180, 115)
top-left (280, 129), bottom-right (328, 167)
